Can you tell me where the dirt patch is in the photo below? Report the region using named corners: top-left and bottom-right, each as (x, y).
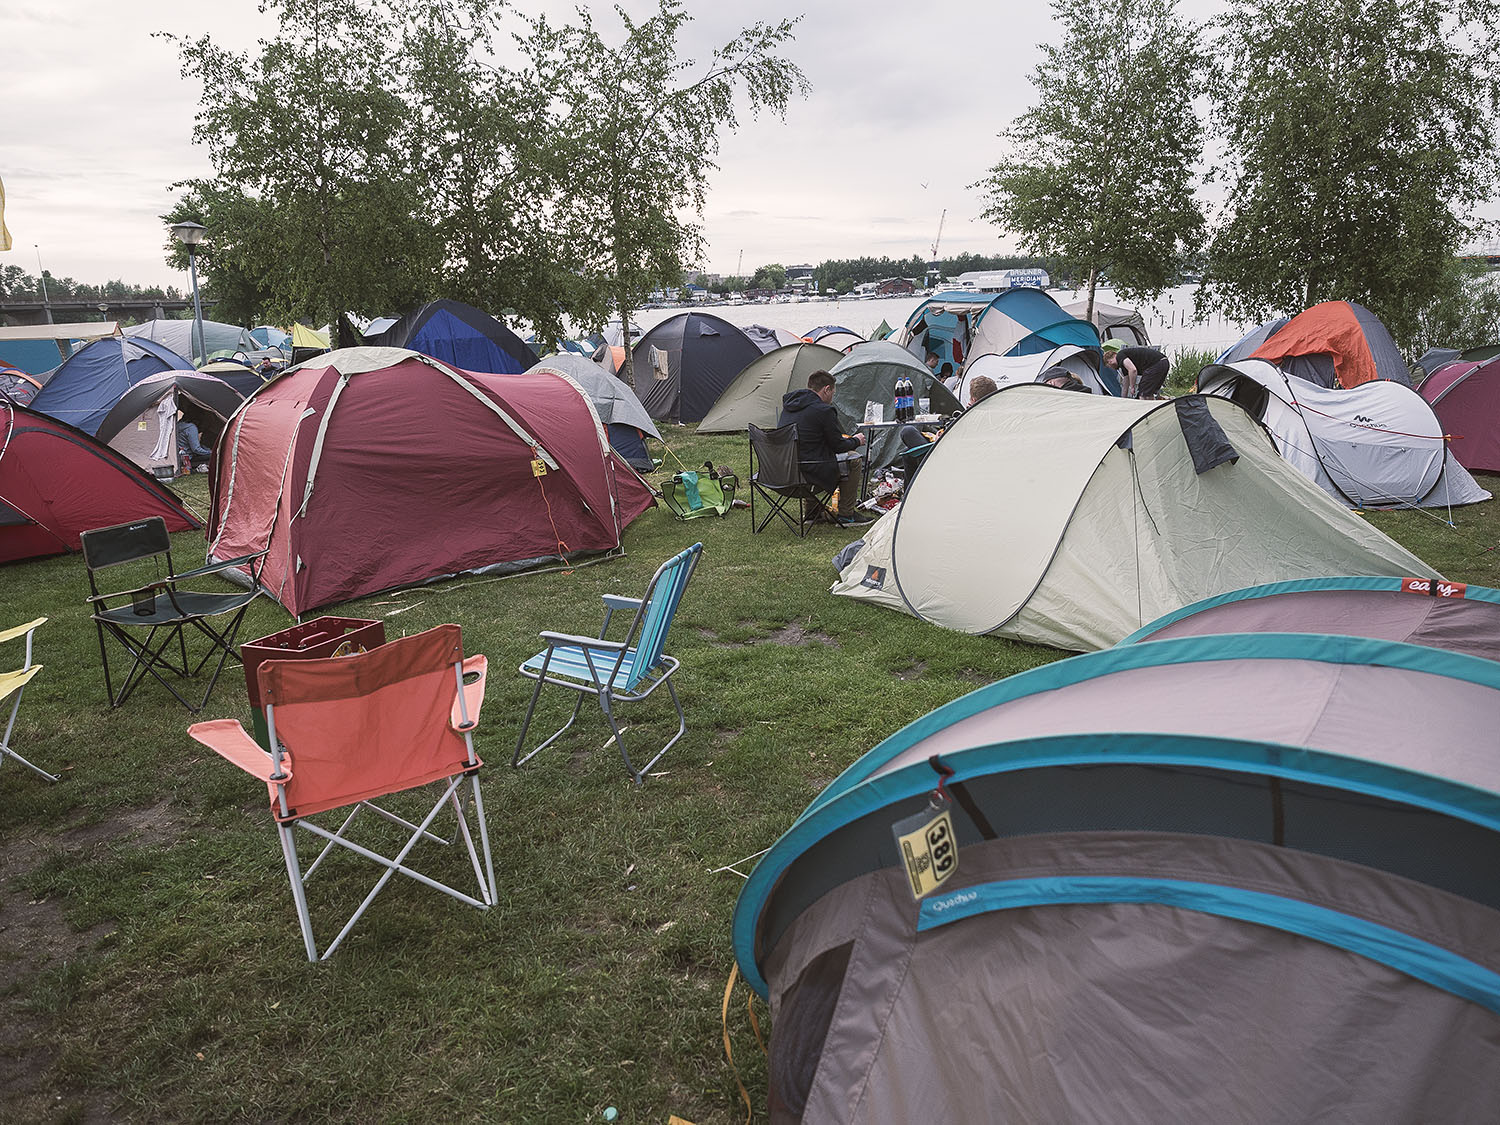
top-left (695, 628), bottom-right (719, 642)
top-left (893, 660), bottom-right (929, 681)
top-left (711, 729), bottom-right (741, 748)
top-left (765, 624), bottom-right (839, 647)
top-left (60, 798), bottom-right (190, 853)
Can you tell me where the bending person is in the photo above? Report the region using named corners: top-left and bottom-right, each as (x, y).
top-left (1102, 340), bottom-right (1170, 398)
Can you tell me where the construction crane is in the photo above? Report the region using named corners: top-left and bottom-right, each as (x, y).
top-left (930, 209), bottom-right (947, 261)
top-left (926, 209), bottom-right (947, 286)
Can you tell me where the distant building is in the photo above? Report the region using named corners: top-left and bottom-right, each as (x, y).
top-left (875, 277), bottom-right (915, 296)
top-left (949, 268), bottom-right (1051, 292)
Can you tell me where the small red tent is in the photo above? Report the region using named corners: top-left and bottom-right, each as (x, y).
top-left (1421, 358), bottom-right (1500, 472)
top-left (1, 401), bottom-right (199, 564)
top-left (1243, 300), bottom-right (1410, 390)
top-left (206, 348), bottom-right (656, 615)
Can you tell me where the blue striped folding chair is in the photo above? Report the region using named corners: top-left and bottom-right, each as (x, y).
top-left (514, 543), bottom-right (702, 784)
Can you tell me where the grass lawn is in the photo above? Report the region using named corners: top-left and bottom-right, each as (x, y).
top-left (2, 424), bottom-right (1497, 1124)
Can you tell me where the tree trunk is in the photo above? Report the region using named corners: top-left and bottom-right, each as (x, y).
top-left (616, 290), bottom-right (635, 389)
top-left (1085, 266), bottom-right (1099, 326)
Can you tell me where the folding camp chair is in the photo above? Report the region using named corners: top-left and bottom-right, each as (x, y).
top-left (748, 423), bottom-right (833, 537)
top-left (1, 617), bottom-right (56, 782)
top-left (80, 516), bottom-right (265, 712)
top-left (514, 542), bottom-right (702, 785)
top-left (188, 624), bottom-right (495, 961)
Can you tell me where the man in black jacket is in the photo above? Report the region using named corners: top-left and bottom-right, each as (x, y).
top-left (778, 370), bottom-right (869, 525)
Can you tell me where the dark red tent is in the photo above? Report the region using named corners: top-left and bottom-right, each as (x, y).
top-left (1421, 357), bottom-right (1500, 472)
top-left (206, 348), bottom-right (657, 615)
top-left (1, 401), bottom-right (199, 565)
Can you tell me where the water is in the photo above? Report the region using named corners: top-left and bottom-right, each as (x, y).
top-left (629, 285), bottom-right (1253, 355)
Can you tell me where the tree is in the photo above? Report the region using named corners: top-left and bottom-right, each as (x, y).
top-left (518, 1), bottom-right (807, 383)
top-left (1202, 0), bottom-right (1500, 350)
top-left (976, 0), bottom-right (1206, 320)
top-left (750, 263), bottom-right (788, 291)
top-left (165, 0), bottom-right (444, 326)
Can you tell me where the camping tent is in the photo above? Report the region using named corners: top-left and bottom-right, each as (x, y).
top-left (0, 321), bottom-right (120, 375)
top-left (742, 324), bottom-right (803, 354)
top-left (828, 342), bottom-right (962, 476)
top-left (631, 312), bottom-right (762, 423)
top-left (1219, 300), bottom-right (1410, 389)
top-left (696, 342), bottom-right (845, 434)
top-left (95, 371), bottom-right (244, 476)
top-left (1062, 297), bottom-right (1150, 346)
top-left (1419, 357), bottom-right (1500, 472)
top-left (1, 400), bottom-right (199, 564)
top-left (832, 385), bottom-right (1435, 650)
top-left (361, 299), bottom-right (539, 375)
top-left (1118, 575), bottom-right (1500, 661)
top-left (197, 359), bottom-right (270, 399)
top-left (962, 343), bottom-right (1108, 398)
top-left (528, 354), bottom-right (661, 471)
top-left (803, 326), bottom-right (865, 353)
top-left (0, 360), bottom-right (49, 407)
top-left (205, 347), bottom-right (655, 615)
top-left (901, 289), bottom-right (1108, 390)
top-left (733, 632), bottom-right (1500, 1122)
top-left (1198, 359), bottom-right (1490, 508)
top-left (125, 318), bottom-right (258, 364)
top-left (28, 335), bottom-right (191, 435)
top-left (289, 323), bottom-right (330, 366)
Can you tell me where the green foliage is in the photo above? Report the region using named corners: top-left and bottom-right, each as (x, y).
top-left (1202, 0), bottom-right (1500, 351)
top-left (1166, 346), bottom-right (1218, 393)
top-left (0, 265), bottom-right (181, 305)
top-left (750, 263), bottom-right (788, 290)
top-left (518, 1), bottom-right (808, 375)
top-left (978, 0), bottom-right (1207, 311)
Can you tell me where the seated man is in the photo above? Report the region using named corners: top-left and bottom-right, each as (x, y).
top-left (1102, 340), bottom-right (1170, 398)
top-left (779, 370), bottom-right (870, 525)
top-left (896, 375), bottom-right (999, 480)
top-left (177, 418), bottom-right (212, 474)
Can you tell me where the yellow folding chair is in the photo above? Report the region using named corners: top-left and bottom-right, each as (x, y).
top-left (1, 617), bottom-right (56, 782)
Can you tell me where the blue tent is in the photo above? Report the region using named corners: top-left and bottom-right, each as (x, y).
top-left (0, 338), bottom-right (68, 375)
top-left (28, 336), bottom-right (190, 435)
top-left (363, 299), bottom-right (539, 375)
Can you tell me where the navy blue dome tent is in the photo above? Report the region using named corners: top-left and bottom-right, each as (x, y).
top-left (361, 299), bottom-right (539, 374)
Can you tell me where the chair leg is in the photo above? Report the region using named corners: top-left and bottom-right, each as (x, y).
top-left (513, 675), bottom-right (586, 769)
top-left (1, 688), bottom-right (58, 782)
top-left (279, 821), bottom-right (320, 962)
top-left (604, 676), bottom-right (687, 786)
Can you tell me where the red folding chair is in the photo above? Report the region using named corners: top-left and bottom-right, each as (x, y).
top-left (189, 625), bottom-right (495, 961)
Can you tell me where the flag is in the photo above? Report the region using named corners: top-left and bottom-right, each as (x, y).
top-left (0, 175), bottom-right (11, 251)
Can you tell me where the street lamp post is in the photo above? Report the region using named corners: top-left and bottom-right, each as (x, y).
top-left (171, 221), bottom-right (207, 366)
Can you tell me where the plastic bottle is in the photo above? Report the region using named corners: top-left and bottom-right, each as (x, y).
top-left (897, 376), bottom-right (911, 422)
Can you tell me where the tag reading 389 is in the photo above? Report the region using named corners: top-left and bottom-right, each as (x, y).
top-left (892, 804), bottom-right (958, 900)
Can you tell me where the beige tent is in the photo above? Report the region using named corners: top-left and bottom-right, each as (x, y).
top-left (695, 342), bottom-right (844, 434)
top-left (832, 385), bottom-right (1436, 650)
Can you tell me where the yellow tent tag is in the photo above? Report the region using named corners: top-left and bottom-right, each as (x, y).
top-left (531, 458), bottom-right (547, 477)
top-left (893, 805), bottom-right (957, 899)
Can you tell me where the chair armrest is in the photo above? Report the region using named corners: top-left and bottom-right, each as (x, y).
top-left (0, 665), bottom-right (42, 704)
top-left (538, 631), bottom-right (628, 651)
top-left (451, 654), bottom-right (487, 732)
top-left (188, 719), bottom-right (287, 782)
top-left (172, 550), bottom-right (269, 583)
top-left (601, 595), bottom-right (643, 612)
top-left (86, 579), bottom-right (171, 606)
top-left (0, 617), bottom-right (46, 646)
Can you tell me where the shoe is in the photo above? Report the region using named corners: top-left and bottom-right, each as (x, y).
top-left (194, 464), bottom-right (210, 473)
top-left (836, 512), bottom-right (875, 527)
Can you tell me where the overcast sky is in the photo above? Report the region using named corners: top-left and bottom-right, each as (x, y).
top-left (1, 1), bottom-right (1229, 291)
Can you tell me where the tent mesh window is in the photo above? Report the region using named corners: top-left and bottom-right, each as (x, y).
top-left (770, 941), bottom-right (853, 1122)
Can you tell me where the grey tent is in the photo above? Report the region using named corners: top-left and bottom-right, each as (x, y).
top-left (734, 633), bottom-right (1500, 1123)
top-left (529, 354), bottom-right (661, 470)
top-left (125, 318), bottom-right (260, 364)
top-left (828, 341), bottom-right (961, 476)
top-left (1119, 575), bottom-right (1500, 661)
top-left (631, 312), bottom-right (761, 423)
top-left (95, 370), bottom-right (245, 476)
top-left (1198, 358), bottom-right (1490, 509)
top-left (832, 385), bottom-right (1435, 650)
top-left (742, 324), bottom-right (803, 354)
top-left (696, 342), bottom-right (845, 434)
top-left (1062, 297), bottom-right (1150, 346)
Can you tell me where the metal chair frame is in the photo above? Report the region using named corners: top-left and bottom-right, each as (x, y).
top-left (1, 617), bottom-right (56, 781)
top-left (80, 516), bottom-right (265, 712)
top-left (514, 543), bottom-right (702, 784)
top-left (748, 423), bottom-right (833, 537)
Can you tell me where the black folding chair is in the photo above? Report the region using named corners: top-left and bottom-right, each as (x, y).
top-left (748, 423), bottom-right (833, 537)
top-left (80, 517), bottom-right (266, 712)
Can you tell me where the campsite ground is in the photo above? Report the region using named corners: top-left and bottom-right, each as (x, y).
top-left (2, 427), bottom-right (1497, 1123)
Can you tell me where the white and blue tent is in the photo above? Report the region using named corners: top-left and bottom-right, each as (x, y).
top-left (898, 288), bottom-right (1114, 393)
top-left (734, 634), bottom-right (1500, 1122)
